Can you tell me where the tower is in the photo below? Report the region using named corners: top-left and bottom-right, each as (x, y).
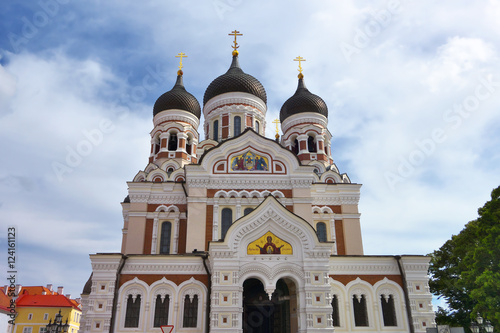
top-left (81, 33), bottom-right (435, 333)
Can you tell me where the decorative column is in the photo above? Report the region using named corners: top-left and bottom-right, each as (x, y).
top-left (177, 132), bottom-right (188, 153)
top-left (151, 217), bottom-right (159, 254)
top-left (173, 217), bottom-right (180, 254)
top-left (212, 203), bottom-right (219, 241)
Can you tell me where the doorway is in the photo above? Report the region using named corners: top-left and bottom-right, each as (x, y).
top-left (242, 278), bottom-right (295, 333)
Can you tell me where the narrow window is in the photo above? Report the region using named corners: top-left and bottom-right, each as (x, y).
top-left (168, 133), bottom-right (177, 151)
top-left (39, 328), bottom-right (47, 333)
top-left (23, 328), bottom-right (32, 333)
top-left (213, 120), bottom-right (219, 142)
top-left (182, 295), bottom-right (198, 328)
top-left (154, 295), bottom-right (170, 327)
top-left (124, 294), bottom-right (141, 327)
top-left (308, 136), bottom-right (317, 152)
top-left (353, 294), bottom-right (369, 327)
top-left (332, 295), bottom-right (340, 327)
top-left (381, 294), bottom-right (397, 326)
top-left (186, 140), bottom-right (192, 155)
top-left (243, 208), bottom-right (254, 216)
top-left (292, 138), bottom-right (299, 154)
top-left (154, 137), bottom-right (160, 155)
top-left (317, 222), bottom-right (327, 242)
top-left (28, 314), bottom-right (33, 320)
top-left (234, 116), bottom-right (241, 136)
top-left (255, 120), bottom-right (260, 134)
top-left (160, 222), bottom-right (172, 254)
top-left (221, 208), bottom-right (232, 239)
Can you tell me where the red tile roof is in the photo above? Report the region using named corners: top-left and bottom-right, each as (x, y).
top-left (0, 287), bottom-right (11, 313)
top-left (16, 294), bottom-right (80, 311)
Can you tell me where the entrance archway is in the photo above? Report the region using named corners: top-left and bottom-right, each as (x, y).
top-left (242, 278), bottom-right (297, 333)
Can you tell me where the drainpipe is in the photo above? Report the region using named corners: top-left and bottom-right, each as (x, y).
top-left (193, 250), bottom-right (211, 333)
top-left (109, 254), bottom-right (128, 333)
top-left (395, 255), bottom-right (415, 333)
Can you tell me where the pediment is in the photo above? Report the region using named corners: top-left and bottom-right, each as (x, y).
top-left (209, 196), bottom-right (333, 260)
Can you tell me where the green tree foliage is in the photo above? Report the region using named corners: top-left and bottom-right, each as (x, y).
top-left (429, 186), bottom-right (500, 330)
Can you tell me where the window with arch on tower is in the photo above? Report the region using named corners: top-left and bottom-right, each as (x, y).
top-left (243, 207), bottom-right (254, 216)
top-left (124, 294), bottom-right (141, 327)
top-left (255, 120), bottom-right (260, 134)
top-left (292, 137), bottom-right (299, 154)
top-left (159, 221), bottom-right (172, 254)
top-left (186, 137), bottom-right (192, 155)
top-left (213, 120), bottom-right (219, 142)
top-left (308, 135), bottom-right (317, 153)
top-left (234, 116), bottom-right (241, 136)
top-left (182, 294), bottom-right (198, 328)
top-left (153, 136), bottom-right (160, 155)
top-left (168, 132), bottom-right (177, 151)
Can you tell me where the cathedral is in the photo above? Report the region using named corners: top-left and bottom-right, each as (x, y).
top-left (80, 32), bottom-right (435, 333)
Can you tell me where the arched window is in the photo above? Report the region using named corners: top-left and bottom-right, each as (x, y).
top-left (154, 137), bottom-right (160, 155)
top-left (124, 294), bottom-right (141, 327)
top-left (221, 208), bottom-right (232, 239)
top-left (332, 294), bottom-right (340, 327)
top-left (168, 133), bottom-right (177, 151)
top-left (153, 295), bottom-right (170, 327)
top-left (255, 120), bottom-right (260, 134)
top-left (213, 120), bottom-right (219, 142)
top-left (234, 116), bottom-right (241, 136)
top-left (308, 136), bottom-right (317, 152)
top-left (186, 137), bottom-right (192, 155)
top-left (243, 208), bottom-right (254, 216)
top-left (166, 168), bottom-right (174, 178)
top-left (292, 138), bottom-right (299, 154)
top-left (159, 222), bottom-right (172, 254)
top-left (316, 222), bottom-right (327, 242)
top-left (182, 295), bottom-right (198, 328)
top-left (353, 294), bottom-right (369, 327)
top-left (381, 294), bottom-right (397, 326)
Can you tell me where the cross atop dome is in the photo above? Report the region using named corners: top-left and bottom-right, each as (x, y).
top-left (294, 56), bottom-right (306, 79)
top-left (229, 30), bottom-right (243, 56)
top-left (175, 52), bottom-right (187, 75)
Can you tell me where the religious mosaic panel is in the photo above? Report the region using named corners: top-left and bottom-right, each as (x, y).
top-left (247, 231), bottom-right (293, 255)
top-left (230, 150), bottom-right (269, 172)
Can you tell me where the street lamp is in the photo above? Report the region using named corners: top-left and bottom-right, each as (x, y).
top-left (46, 310), bottom-right (70, 333)
top-left (471, 313), bottom-right (494, 333)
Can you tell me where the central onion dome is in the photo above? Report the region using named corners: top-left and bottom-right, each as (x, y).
top-left (153, 72), bottom-right (201, 118)
top-left (203, 54), bottom-right (267, 105)
top-left (279, 74), bottom-right (328, 122)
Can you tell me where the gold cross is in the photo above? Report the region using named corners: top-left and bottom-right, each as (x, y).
top-left (294, 56), bottom-right (306, 74)
top-left (272, 119), bottom-right (280, 135)
top-left (175, 52), bottom-right (187, 70)
top-left (229, 30), bottom-right (243, 50)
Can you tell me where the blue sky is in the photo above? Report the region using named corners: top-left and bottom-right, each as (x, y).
top-left (1, 0), bottom-right (500, 301)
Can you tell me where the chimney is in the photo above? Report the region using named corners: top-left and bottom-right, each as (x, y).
top-left (65, 294), bottom-right (71, 299)
top-left (3, 286), bottom-right (7, 295)
top-left (47, 284), bottom-right (53, 292)
top-left (75, 298), bottom-right (81, 304)
top-left (42, 291), bottom-right (46, 295)
top-left (16, 284), bottom-right (22, 295)
top-left (57, 286), bottom-right (64, 295)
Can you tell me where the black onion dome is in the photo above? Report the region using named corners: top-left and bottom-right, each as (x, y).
top-left (153, 74), bottom-right (201, 118)
top-left (279, 77), bottom-right (328, 122)
top-left (203, 55), bottom-right (267, 105)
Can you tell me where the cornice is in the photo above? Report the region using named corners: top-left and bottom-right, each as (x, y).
top-left (312, 195), bottom-right (360, 205)
top-left (281, 113), bottom-right (328, 134)
top-left (122, 263), bottom-right (206, 275)
top-left (153, 111), bottom-right (200, 129)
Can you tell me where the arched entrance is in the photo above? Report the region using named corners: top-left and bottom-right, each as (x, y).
top-left (242, 278), bottom-right (297, 333)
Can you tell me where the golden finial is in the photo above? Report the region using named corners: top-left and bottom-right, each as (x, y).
top-left (294, 56), bottom-right (306, 78)
top-left (175, 52), bottom-right (187, 75)
top-left (272, 119), bottom-right (280, 138)
top-left (229, 30), bottom-right (243, 56)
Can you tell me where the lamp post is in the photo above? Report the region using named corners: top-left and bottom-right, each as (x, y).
top-left (471, 313), bottom-right (494, 333)
top-left (46, 310), bottom-right (70, 333)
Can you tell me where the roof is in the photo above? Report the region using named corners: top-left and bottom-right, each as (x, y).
top-left (280, 77), bottom-right (328, 122)
top-left (153, 74), bottom-right (201, 118)
top-left (0, 287), bottom-right (11, 313)
top-left (16, 294), bottom-right (81, 311)
top-left (203, 54), bottom-right (267, 105)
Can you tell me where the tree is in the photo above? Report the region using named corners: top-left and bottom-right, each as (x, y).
top-left (429, 185), bottom-right (500, 330)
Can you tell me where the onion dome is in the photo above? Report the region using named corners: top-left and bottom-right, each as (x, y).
top-left (203, 54), bottom-right (267, 105)
top-left (153, 71), bottom-right (201, 118)
top-left (280, 74), bottom-right (328, 122)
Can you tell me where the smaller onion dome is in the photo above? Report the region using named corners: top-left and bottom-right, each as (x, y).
top-left (203, 55), bottom-right (267, 105)
top-left (279, 75), bottom-right (328, 122)
top-left (153, 72), bottom-right (201, 118)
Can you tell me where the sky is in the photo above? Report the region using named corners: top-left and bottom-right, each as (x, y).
top-left (1, 0), bottom-right (500, 300)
